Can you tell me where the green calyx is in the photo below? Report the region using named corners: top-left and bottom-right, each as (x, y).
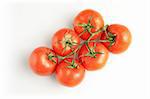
top-left (78, 16), bottom-right (94, 36)
top-left (107, 32), bottom-right (116, 48)
top-left (48, 53), bottom-right (57, 63)
top-left (84, 42), bottom-right (104, 58)
top-left (65, 40), bottom-right (77, 47)
top-left (87, 51), bottom-right (103, 58)
top-left (102, 25), bottom-right (116, 48)
top-left (78, 16), bottom-right (108, 41)
top-left (55, 18), bottom-right (114, 60)
top-left (65, 60), bottom-right (78, 69)
top-left (62, 33), bottom-right (78, 54)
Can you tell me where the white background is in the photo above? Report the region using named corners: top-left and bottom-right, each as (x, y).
top-left (0, 0), bottom-right (150, 99)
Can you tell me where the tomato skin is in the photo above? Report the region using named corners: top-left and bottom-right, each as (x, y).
top-left (101, 24), bottom-right (132, 54)
top-left (56, 58), bottom-right (85, 87)
top-left (52, 28), bottom-right (80, 56)
top-left (29, 47), bottom-right (58, 76)
top-left (78, 42), bottom-right (109, 71)
top-left (73, 9), bottom-right (104, 40)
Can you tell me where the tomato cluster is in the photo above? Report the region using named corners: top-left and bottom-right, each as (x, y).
top-left (29, 9), bottom-right (132, 87)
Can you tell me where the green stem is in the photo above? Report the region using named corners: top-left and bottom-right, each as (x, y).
top-left (56, 28), bottom-right (110, 60)
top-left (56, 18), bottom-right (111, 60)
top-left (90, 39), bottom-right (109, 43)
top-left (58, 42), bottom-right (84, 60)
top-left (85, 42), bottom-right (92, 52)
top-left (56, 55), bottom-right (64, 60)
top-left (87, 34), bottom-right (94, 41)
top-left (78, 29), bottom-right (86, 37)
top-left (48, 53), bottom-right (56, 63)
top-left (87, 28), bottom-right (93, 35)
top-left (103, 25), bottom-right (109, 38)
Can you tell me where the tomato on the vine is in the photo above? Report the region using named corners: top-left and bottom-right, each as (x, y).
top-left (29, 47), bottom-right (58, 76)
top-left (56, 58), bottom-right (85, 87)
top-left (52, 28), bottom-right (80, 56)
top-left (73, 9), bottom-right (104, 40)
top-left (101, 24), bottom-right (132, 54)
top-left (78, 42), bottom-right (109, 71)
top-left (28, 9), bottom-right (132, 87)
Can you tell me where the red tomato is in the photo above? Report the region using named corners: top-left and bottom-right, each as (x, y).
top-left (56, 58), bottom-right (85, 87)
top-left (29, 47), bottom-right (58, 76)
top-left (52, 28), bottom-right (80, 56)
top-left (78, 42), bottom-right (109, 71)
top-left (101, 24), bottom-right (132, 54)
top-left (73, 9), bottom-right (104, 40)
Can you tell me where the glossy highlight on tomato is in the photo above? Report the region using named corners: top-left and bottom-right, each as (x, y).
top-left (56, 58), bottom-right (85, 87)
top-left (29, 47), bottom-right (58, 76)
top-left (101, 24), bottom-right (132, 54)
top-left (79, 42), bottom-right (109, 71)
top-left (52, 28), bottom-right (80, 56)
top-left (29, 9), bottom-right (132, 87)
top-left (73, 9), bottom-right (104, 40)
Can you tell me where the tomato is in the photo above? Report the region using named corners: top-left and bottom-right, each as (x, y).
top-left (78, 42), bottom-right (109, 71)
top-left (56, 58), bottom-right (85, 87)
top-left (73, 9), bottom-right (104, 40)
top-left (52, 28), bottom-right (80, 56)
top-left (101, 24), bottom-right (132, 54)
top-left (29, 47), bottom-right (58, 76)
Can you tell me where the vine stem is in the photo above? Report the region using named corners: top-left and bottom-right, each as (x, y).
top-left (103, 25), bottom-right (109, 38)
top-left (57, 42), bottom-right (84, 60)
top-left (89, 39), bottom-right (109, 43)
top-left (56, 24), bottom-right (110, 60)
